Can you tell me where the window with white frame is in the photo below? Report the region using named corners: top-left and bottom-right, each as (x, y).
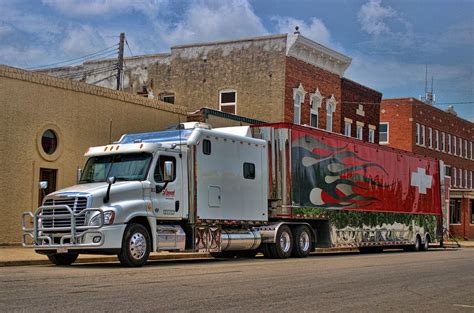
top-left (459, 168), bottom-right (462, 187)
top-left (464, 169), bottom-right (468, 188)
top-left (464, 139), bottom-right (468, 158)
top-left (416, 123), bottom-right (420, 145)
top-left (356, 122), bottom-right (364, 140)
top-left (293, 83), bottom-right (306, 125)
top-left (379, 123), bottom-right (389, 144)
top-left (368, 126), bottom-right (375, 143)
top-left (453, 136), bottom-right (457, 155)
top-left (435, 130), bottom-right (439, 150)
top-left (309, 89), bottom-right (322, 128)
top-left (326, 95), bottom-right (336, 132)
top-left (453, 167), bottom-right (457, 187)
top-left (448, 134), bottom-right (452, 153)
top-left (459, 137), bottom-right (463, 157)
top-left (470, 141), bottom-right (473, 160)
top-left (470, 171), bottom-right (473, 189)
top-left (421, 125), bottom-right (426, 146)
top-left (219, 90), bottom-right (237, 114)
top-left (441, 132), bottom-right (446, 152)
top-left (428, 127), bottom-right (432, 148)
top-left (344, 119), bottom-right (352, 137)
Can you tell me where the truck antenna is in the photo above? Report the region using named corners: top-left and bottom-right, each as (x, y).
top-left (178, 114), bottom-right (183, 155)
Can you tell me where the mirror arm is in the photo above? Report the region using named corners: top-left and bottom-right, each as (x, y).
top-left (156, 182), bottom-right (169, 193)
top-left (103, 183), bottom-right (113, 203)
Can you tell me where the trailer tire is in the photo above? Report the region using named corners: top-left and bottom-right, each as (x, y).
top-left (269, 225), bottom-right (293, 259)
top-left (405, 235), bottom-right (422, 252)
top-left (47, 252), bottom-right (79, 266)
top-left (261, 243), bottom-right (273, 258)
top-left (421, 235), bottom-right (430, 251)
top-left (118, 223), bottom-right (151, 267)
top-left (291, 225), bottom-right (312, 258)
top-left (210, 251), bottom-right (237, 259)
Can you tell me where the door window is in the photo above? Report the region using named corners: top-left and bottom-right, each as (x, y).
top-left (154, 156), bottom-right (176, 183)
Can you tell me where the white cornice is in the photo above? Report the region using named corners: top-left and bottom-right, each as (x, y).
top-left (286, 34), bottom-right (352, 77)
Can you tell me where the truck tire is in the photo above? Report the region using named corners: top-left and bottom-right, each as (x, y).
top-left (291, 225), bottom-right (312, 258)
top-left (47, 252), bottom-right (79, 266)
top-left (260, 243), bottom-right (273, 258)
top-left (210, 251), bottom-right (237, 258)
top-left (421, 235), bottom-right (430, 251)
top-left (118, 223), bottom-right (151, 267)
top-left (269, 225), bottom-right (293, 259)
top-left (404, 235), bottom-right (422, 252)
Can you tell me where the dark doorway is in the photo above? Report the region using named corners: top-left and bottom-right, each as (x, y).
top-left (38, 168), bottom-right (57, 206)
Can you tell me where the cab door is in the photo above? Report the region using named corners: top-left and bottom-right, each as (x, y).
top-left (151, 153), bottom-right (182, 220)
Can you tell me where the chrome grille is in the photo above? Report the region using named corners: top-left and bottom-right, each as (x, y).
top-left (42, 197), bottom-right (88, 230)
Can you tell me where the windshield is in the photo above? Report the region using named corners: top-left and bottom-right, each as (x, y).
top-left (79, 153), bottom-right (152, 184)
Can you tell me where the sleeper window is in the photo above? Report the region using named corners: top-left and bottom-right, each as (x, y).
top-left (243, 163), bottom-right (255, 179)
top-left (203, 139), bottom-right (211, 155)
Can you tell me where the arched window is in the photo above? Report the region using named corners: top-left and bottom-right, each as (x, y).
top-left (293, 83), bottom-right (306, 125)
top-left (326, 95), bottom-right (336, 132)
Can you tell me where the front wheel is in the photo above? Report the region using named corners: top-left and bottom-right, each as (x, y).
top-left (47, 252), bottom-right (79, 266)
top-left (118, 223), bottom-right (151, 267)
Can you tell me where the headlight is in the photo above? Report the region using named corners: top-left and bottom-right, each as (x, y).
top-left (90, 211), bottom-right (115, 226)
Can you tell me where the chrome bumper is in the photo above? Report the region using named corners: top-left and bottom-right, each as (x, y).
top-left (22, 205), bottom-right (105, 249)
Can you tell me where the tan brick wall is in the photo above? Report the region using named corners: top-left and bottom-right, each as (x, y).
top-left (149, 36), bottom-right (288, 123)
top-left (0, 65), bottom-right (187, 244)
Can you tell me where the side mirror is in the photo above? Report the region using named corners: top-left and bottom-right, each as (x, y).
top-left (76, 168), bottom-right (83, 184)
top-left (163, 161), bottom-right (174, 182)
top-left (39, 181), bottom-right (48, 190)
top-left (106, 176), bottom-right (117, 185)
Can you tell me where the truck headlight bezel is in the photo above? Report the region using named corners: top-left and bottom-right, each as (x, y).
top-left (90, 210), bottom-right (115, 226)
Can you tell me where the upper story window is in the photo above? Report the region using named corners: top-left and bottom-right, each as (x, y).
top-left (344, 118), bottom-right (352, 137)
top-left (464, 169), bottom-right (468, 188)
top-left (448, 134), bottom-right (452, 154)
top-left (441, 132), bottom-right (446, 152)
top-left (453, 135), bottom-right (457, 155)
top-left (310, 88), bottom-right (322, 128)
top-left (219, 90), bottom-right (237, 114)
top-left (428, 127), bottom-right (433, 149)
top-left (293, 83), bottom-right (306, 125)
top-left (434, 130), bottom-right (439, 151)
top-left (464, 139), bottom-right (467, 158)
top-left (416, 123), bottom-right (420, 145)
top-left (326, 95), bottom-right (337, 132)
top-left (379, 123), bottom-right (389, 144)
top-left (41, 129), bottom-right (58, 155)
top-left (459, 168), bottom-right (463, 188)
top-left (356, 122), bottom-right (364, 140)
top-left (368, 126), bottom-right (375, 143)
top-left (159, 92), bottom-right (175, 104)
top-left (470, 141), bottom-right (473, 160)
top-left (459, 137), bottom-right (463, 157)
top-left (421, 125), bottom-right (426, 146)
top-left (453, 167), bottom-right (457, 187)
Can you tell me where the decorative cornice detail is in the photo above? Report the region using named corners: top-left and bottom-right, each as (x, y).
top-left (326, 95), bottom-right (337, 113)
top-left (310, 88), bottom-right (323, 109)
top-left (286, 34), bottom-right (351, 77)
top-left (293, 83), bottom-right (307, 102)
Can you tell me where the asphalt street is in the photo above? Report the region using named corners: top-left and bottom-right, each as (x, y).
top-left (0, 248), bottom-right (473, 312)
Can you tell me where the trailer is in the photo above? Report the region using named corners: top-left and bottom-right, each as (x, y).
top-left (22, 122), bottom-right (444, 266)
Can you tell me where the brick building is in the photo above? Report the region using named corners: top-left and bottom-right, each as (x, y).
top-left (42, 33), bottom-right (382, 143)
top-left (380, 98), bottom-right (474, 239)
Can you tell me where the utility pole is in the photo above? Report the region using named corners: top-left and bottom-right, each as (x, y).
top-left (117, 32), bottom-right (125, 90)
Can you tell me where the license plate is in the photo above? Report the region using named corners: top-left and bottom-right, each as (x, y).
top-left (57, 247), bottom-right (68, 253)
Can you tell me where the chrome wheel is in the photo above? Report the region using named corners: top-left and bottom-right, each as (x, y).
top-left (129, 232), bottom-right (147, 260)
top-left (280, 231), bottom-right (291, 253)
top-left (299, 231), bottom-right (310, 252)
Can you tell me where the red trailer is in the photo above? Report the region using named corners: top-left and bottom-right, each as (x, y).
top-left (252, 123), bottom-right (445, 251)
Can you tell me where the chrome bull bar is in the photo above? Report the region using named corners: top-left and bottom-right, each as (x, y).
top-left (22, 205), bottom-right (105, 249)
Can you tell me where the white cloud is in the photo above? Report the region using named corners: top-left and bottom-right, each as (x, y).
top-left (42, 0), bottom-right (164, 18)
top-left (0, 23), bottom-right (13, 37)
top-left (157, 0), bottom-right (267, 46)
top-left (60, 25), bottom-right (108, 56)
top-left (358, 0), bottom-right (396, 35)
top-left (272, 17), bottom-right (330, 46)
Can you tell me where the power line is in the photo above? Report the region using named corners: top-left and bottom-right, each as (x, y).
top-left (125, 39), bottom-right (134, 57)
top-left (91, 74), bottom-right (117, 85)
top-left (52, 64), bottom-right (118, 79)
top-left (27, 44), bottom-right (119, 70)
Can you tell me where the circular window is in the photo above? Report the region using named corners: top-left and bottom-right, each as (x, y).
top-left (41, 129), bottom-right (58, 155)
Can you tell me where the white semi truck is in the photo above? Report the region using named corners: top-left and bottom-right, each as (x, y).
top-left (22, 123), bottom-right (443, 266)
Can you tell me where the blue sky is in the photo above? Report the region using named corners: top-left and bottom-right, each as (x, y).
top-left (1, 0), bottom-right (473, 120)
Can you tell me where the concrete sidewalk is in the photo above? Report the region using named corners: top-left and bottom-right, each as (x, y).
top-left (1, 242), bottom-right (471, 267)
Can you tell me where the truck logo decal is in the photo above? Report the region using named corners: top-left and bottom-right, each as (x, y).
top-left (292, 135), bottom-right (390, 209)
top-left (162, 189), bottom-right (175, 198)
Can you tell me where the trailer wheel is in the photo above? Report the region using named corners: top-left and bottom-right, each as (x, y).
top-left (404, 235), bottom-right (422, 252)
top-left (47, 252), bottom-right (79, 266)
top-left (269, 225), bottom-right (293, 259)
top-left (118, 223), bottom-right (151, 267)
top-left (210, 251), bottom-right (237, 259)
top-left (421, 235), bottom-right (430, 251)
top-left (291, 225), bottom-right (312, 258)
